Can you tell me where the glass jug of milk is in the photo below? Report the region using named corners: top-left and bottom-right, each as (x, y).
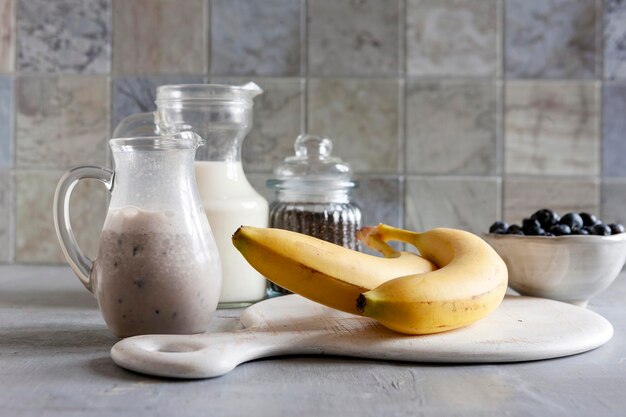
top-left (114, 83), bottom-right (269, 308)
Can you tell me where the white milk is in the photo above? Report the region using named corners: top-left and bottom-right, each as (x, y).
top-left (194, 161), bottom-right (268, 304)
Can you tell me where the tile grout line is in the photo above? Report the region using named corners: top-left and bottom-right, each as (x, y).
top-left (6, 0), bottom-right (16, 262)
top-left (499, 0), bottom-right (506, 221)
top-left (597, 0), bottom-right (604, 214)
top-left (206, 0), bottom-right (211, 77)
top-left (400, 0), bottom-right (407, 230)
top-left (301, 0), bottom-right (308, 134)
top-left (10, 22), bottom-right (17, 262)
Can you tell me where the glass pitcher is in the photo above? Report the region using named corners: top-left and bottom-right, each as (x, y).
top-left (54, 132), bottom-right (222, 337)
top-left (114, 83), bottom-right (269, 308)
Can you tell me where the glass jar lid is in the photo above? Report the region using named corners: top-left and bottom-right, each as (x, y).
top-left (268, 134), bottom-right (356, 192)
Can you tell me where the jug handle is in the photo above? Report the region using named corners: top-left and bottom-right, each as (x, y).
top-left (53, 166), bottom-right (114, 293)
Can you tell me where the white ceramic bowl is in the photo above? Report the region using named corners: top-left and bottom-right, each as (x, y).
top-left (483, 233), bottom-right (626, 307)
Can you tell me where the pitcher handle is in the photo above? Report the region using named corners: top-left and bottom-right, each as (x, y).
top-left (53, 166), bottom-right (114, 293)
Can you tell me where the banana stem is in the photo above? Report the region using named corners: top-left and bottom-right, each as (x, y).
top-left (356, 226), bottom-right (400, 258)
top-left (358, 224), bottom-right (420, 252)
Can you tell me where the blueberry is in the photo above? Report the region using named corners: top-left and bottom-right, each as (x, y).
top-left (559, 213), bottom-right (583, 229)
top-left (579, 212), bottom-right (598, 227)
top-left (543, 232), bottom-right (555, 237)
top-left (489, 221), bottom-right (509, 233)
top-left (609, 223), bottom-right (625, 235)
top-left (531, 209), bottom-right (560, 229)
top-left (522, 218), bottom-right (542, 235)
top-left (550, 224), bottom-right (571, 236)
top-left (524, 227), bottom-right (545, 236)
top-left (507, 224), bottom-right (523, 235)
top-left (572, 228), bottom-right (589, 235)
top-left (591, 223), bottom-right (611, 236)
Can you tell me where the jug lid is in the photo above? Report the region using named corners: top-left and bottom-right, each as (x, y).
top-left (268, 134), bottom-right (356, 191)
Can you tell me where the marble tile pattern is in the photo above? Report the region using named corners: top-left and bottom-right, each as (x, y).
top-left (0, 169), bottom-right (10, 262)
top-left (406, 0), bottom-right (499, 77)
top-left (15, 171), bottom-right (107, 263)
top-left (354, 175), bottom-right (403, 254)
top-left (16, 76), bottom-right (109, 169)
top-left (0, 75), bottom-right (12, 167)
top-left (405, 177), bottom-right (500, 234)
top-left (605, 0), bottom-right (626, 79)
top-left (505, 0), bottom-right (599, 79)
top-left (17, 0), bottom-right (111, 74)
top-left (308, 0), bottom-right (400, 76)
top-left (353, 176), bottom-right (402, 228)
top-left (0, 0), bottom-right (14, 72)
top-left (307, 78), bottom-right (400, 174)
top-left (112, 75), bottom-right (207, 130)
top-left (113, 0), bottom-right (206, 75)
top-left (503, 178), bottom-right (599, 225)
top-left (602, 83), bottom-right (626, 177)
top-left (406, 80), bottom-right (499, 175)
top-left (601, 180), bottom-right (626, 225)
top-left (240, 78), bottom-right (303, 173)
top-left (211, 0), bottom-right (301, 76)
top-left (505, 81), bottom-right (600, 177)
top-left (213, 77), bottom-right (303, 173)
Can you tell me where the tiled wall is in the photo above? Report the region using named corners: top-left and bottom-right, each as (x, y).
top-left (0, 0), bottom-right (625, 264)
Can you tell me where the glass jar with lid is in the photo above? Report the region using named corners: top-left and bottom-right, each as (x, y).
top-left (267, 134), bottom-right (362, 295)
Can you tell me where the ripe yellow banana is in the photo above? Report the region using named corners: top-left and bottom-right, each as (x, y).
top-left (231, 227), bottom-right (436, 315)
top-left (356, 225), bottom-right (508, 334)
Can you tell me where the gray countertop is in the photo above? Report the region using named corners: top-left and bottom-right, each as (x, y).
top-left (1, 265), bottom-right (625, 417)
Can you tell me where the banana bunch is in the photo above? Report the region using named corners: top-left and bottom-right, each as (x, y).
top-left (232, 224), bottom-right (508, 335)
top-left (231, 227), bottom-right (435, 314)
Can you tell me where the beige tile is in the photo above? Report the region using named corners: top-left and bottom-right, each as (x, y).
top-left (0, 0), bottom-right (14, 72)
top-left (15, 170), bottom-right (107, 264)
top-left (112, 0), bottom-right (207, 74)
top-left (16, 75), bottom-right (109, 169)
top-left (307, 78), bottom-right (401, 173)
top-left (406, 80), bottom-right (499, 175)
top-left (0, 169), bottom-right (11, 262)
top-left (505, 81), bottom-right (600, 177)
top-left (405, 177), bottom-right (500, 234)
top-left (406, 0), bottom-right (499, 77)
top-left (503, 177), bottom-right (599, 225)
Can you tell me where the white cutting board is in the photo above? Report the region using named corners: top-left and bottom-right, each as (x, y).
top-left (111, 295), bottom-right (613, 379)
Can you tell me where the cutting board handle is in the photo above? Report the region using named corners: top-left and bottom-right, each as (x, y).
top-left (111, 329), bottom-right (328, 379)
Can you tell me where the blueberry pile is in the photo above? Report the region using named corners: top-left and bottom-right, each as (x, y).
top-left (489, 209), bottom-right (625, 237)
